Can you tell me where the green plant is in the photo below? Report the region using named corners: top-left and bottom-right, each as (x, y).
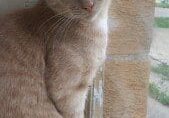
top-left (161, 76), bottom-right (169, 81)
top-left (149, 82), bottom-right (169, 105)
top-left (152, 63), bottom-right (169, 80)
top-left (156, 3), bottom-right (169, 8)
top-left (149, 82), bottom-right (160, 99)
top-left (154, 17), bottom-right (169, 28)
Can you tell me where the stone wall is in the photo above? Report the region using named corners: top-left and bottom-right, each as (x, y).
top-left (104, 0), bottom-right (155, 118)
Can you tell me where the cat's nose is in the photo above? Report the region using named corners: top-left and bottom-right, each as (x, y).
top-left (82, 0), bottom-right (94, 12)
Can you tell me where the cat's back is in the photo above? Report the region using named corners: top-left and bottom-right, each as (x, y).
top-left (0, 11), bottom-right (55, 118)
top-left (0, 13), bottom-right (24, 71)
top-left (0, 11), bottom-right (45, 71)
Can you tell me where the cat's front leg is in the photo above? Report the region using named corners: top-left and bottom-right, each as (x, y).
top-left (46, 75), bottom-right (89, 118)
top-left (48, 87), bottom-right (88, 118)
top-left (57, 89), bottom-right (88, 118)
top-left (45, 45), bottom-right (98, 118)
top-left (45, 60), bottom-right (90, 118)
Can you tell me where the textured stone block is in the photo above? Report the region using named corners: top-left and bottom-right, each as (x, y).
top-left (107, 0), bottom-right (154, 55)
top-left (104, 60), bottom-right (150, 118)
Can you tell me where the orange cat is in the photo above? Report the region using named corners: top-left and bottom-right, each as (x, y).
top-left (0, 0), bottom-right (111, 118)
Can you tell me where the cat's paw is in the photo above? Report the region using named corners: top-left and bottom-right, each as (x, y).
top-left (64, 113), bottom-right (84, 118)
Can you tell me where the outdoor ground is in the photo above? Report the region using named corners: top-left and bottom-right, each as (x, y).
top-left (148, 5), bottom-right (169, 118)
top-left (148, 97), bottom-right (169, 118)
top-left (155, 8), bottom-right (169, 17)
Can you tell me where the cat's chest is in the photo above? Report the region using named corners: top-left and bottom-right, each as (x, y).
top-left (95, 18), bottom-right (108, 35)
top-left (62, 18), bottom-right (108, 65)
top-left (83, 21), bottom-right (108, 66)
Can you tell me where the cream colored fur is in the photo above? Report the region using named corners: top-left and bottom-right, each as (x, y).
top-left (0, 0), bottom-right (110, 118)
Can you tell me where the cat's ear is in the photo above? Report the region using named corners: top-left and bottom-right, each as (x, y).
top-left (81, 0), bottom-right (94, 12)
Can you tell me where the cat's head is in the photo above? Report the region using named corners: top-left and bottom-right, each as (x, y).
top-left (45, 0), bottom-right (110, 21)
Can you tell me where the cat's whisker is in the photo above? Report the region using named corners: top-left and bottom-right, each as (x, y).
top-left (49, 18), bottom-right (71, 52)
top-left (47, 17), bottom-right (71, 50)
top-left (52, 16), bottom-right (73, 43)
top-left (44, 18), bottom-right (64, 45)
top-left (44, 16), bottom-right (67, 46)
top-left (38, 10), bottom-right (69, 31)
top-left (46, 16), bottom-right (66, 35)
top-left (50, 15), bottom-right (76, 51)
top-left (61, 16), bottom-right (77, 41)
top-left (41, 14), bottom-right (67, 37)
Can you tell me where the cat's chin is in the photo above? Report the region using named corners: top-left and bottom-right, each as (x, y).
top-left (48, 8), bottom-right (97, 23)
top-left (54, 13), bottom-right (95, 23)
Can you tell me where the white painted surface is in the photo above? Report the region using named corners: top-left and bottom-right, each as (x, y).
top-left (0, 0), bottom-right (37, 14)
